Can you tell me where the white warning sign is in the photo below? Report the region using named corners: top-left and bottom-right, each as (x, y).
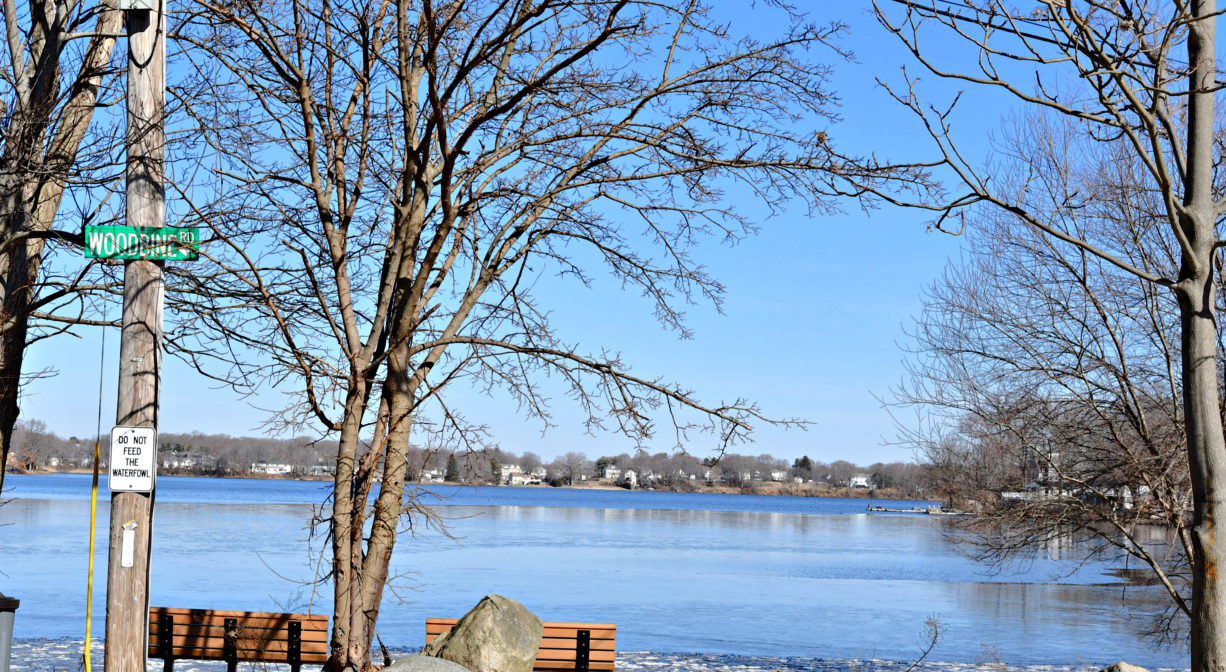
top-left (108, 426), bottom-right (157, 492)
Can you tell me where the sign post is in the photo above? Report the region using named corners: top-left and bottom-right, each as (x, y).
top-left (104, 0), bottom-right (165, 669)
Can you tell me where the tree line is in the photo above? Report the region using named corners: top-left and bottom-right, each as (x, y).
top-left (9, 417), bottom-right (926, 495)
top-left (5, 419), bottom-right (339, 475)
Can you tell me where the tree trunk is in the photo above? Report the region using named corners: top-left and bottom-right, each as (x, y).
top-left (0, 98), bottom-right (44, 495)
top-left (328, 395), bottom-right (369, 672)
top-left (0, 231), bottom-right (34, 494)
top-left (1181, 261), bottom-right (1226, 672)
top-left (1182, 3), bottom-right (1223, 670)
top-left (355, 386), bottom-right (414, 665)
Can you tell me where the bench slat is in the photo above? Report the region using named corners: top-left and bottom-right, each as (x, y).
top-left (152, 607), bottom-right (328, 621)
top-left (153, 647), bottom-right (329, 663)
top-left (149, 623), bottom-right (330, 644)
top-left (539, 642), bottom-right (613, 652)
top-left (542, 627), bottom-right (615, 640)
top-left (149, 634), bottom-right (330, 653)
top-left (538, 649), bottom-right (616, 662)
top-left (425, 633), bottom-right (614, 651)
top-left (427, 619), bottom-right (616, 630)
top-left (534, 657), bottom-right (613, 667)
top-left (150, 609), bottom-right (328, 631)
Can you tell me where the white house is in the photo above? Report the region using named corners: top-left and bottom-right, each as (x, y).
top-left (164, 453), bottom-right (212, 470)
top-left (850, 474), bottom-right (872, 489)
top-left (250, 461), bottom-right (292, 475)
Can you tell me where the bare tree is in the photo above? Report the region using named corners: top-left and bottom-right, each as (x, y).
top-left (897, 110), bottom-right (1196, 638)
top-left (872, 2), bottom-right (1223, 662)
top-left (827, 459), bottom-right (856, 486)
top-left (169, 1), bottom-right (905, 669)
top-left (0, 0), bottom-right (126, 495)
top-left (520, 451), bottom-right (542, 476)
top-left (554, 450), bottom-right (590, 485)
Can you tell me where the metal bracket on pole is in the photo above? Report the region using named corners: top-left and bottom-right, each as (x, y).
top-left (115, 0), bottom-right (156, 10)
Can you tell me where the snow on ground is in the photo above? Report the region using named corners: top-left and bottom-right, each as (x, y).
top-left (6, 640), bottom-right (1189, 672)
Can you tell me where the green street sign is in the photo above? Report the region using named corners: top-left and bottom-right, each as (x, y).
top-left (83, 225), bottom-right (199, 261)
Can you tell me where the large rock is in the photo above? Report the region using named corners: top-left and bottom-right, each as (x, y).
top-left (422, 595), bottom-right (543, 672)
top-left (1100, 662), bottom-right (1149, 672)
top-left (385, 656), bottom-right (474, 672)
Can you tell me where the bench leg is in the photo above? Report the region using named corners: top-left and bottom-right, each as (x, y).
top-left (158, 613), bottom-right (175, 672)
top-left (224, 618), bottom-right (238, 672)
top-left (288, 620), bottom-right (303, 672)
top-left (576, 630), bottom-right (590, 672)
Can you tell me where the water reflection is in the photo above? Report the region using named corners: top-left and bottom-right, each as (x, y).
top-left (478, 504), bottom-right (833, 534)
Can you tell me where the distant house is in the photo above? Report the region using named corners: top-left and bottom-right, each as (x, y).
top-left (164, 453), bottom-right (215, 471)
top-left (622, 469), bottom-right (638, 488)
top-left (507, 471), bottom-right (542, 485)
top-left (769, 470), bottom-right (788, 482)
top-left (502, 465), bottom-right (543, 485)
top-left (850, 474), bottom-right (872, 489)
top-left (250, 461), bottom-right (292, 475)
top-left (601, 466), bottom-right (622, 481)
top-left (307, 462), bottom-right (333, 477)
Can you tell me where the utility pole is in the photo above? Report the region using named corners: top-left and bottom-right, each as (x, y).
top-left (104, 0), bottom-right (165, 668)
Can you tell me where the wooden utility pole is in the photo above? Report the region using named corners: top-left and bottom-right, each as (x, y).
top-left (104, 0), bottom-right (165, 669)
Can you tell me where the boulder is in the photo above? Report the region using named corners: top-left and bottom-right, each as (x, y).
top-left (384, 656), bottom-right (473, 672)
top-left (1100, 662), bottom-right (1149, 672)
top-left (421, 595), bottom-right (543, 672)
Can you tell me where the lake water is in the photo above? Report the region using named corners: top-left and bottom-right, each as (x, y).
top-left (0, 474), bottom-right (1187, 668)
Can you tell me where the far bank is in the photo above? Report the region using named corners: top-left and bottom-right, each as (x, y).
top-left (9, 465), bottom-right (930, 501)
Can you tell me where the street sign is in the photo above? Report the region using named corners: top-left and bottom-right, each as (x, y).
top-left (84, 225), bottom-right (199, 261)
top-left (108, 426), bottom-right (157, 492)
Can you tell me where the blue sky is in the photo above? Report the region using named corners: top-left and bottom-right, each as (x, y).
top-left (18, 3), bottom-right (992, 465)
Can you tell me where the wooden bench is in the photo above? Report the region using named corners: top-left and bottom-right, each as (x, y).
top-left (426, 617), bottom-right (616, 672)
top-left (149, 606), bottom-right (329, 672)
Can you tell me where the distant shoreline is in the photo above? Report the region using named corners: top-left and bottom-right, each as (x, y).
top-left (9, 468), bottom-right (933, 501)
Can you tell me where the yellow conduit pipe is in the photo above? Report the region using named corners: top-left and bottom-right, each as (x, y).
top-left (83, 439), bottom-right (100, 672)
top-left (84, 323), bottom-right (106, 672)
